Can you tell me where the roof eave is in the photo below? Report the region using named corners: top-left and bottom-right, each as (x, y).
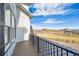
top-left (16, 4), bottom-right (32, 19)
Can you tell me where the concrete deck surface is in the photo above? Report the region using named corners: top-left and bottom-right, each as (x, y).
top-left (12, 40), bottom-right (39, 56)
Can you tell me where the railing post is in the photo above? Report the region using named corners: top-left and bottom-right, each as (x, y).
top-left (48, 42), bottom-right (50, 55)
top-left (51, 44), bottom-right (52, 56)
top-left (32, 35), bottom-right (34, 46)
top-left (61, 49), bottom-right (63, 56)
top-left (46, 41), bottom-right (47, 56)
top-left (66, 51), bottom-right (68, 56)
top-left (53, 45), bottom-right (55, 56)
top-left (57, 46), bottom-right (58, 56)
top-left (37, 36), bottom-right (39, 53)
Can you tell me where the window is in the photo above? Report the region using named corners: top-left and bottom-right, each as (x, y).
top-left (5, 4), bottom-right (11, 27)
top-left (10, 9), bottom-right (16, 39)
top-left (0, 4), bottom-right (5, 26)
top-left (4, 4), bottom-right (16, 45)
top-left (0, 3), bottom-right (16, 55)
top-left (4, 4), bottom-right (11, 45)
top-left (12, 15), bottom-right (15, 28)
top-left (4, 27), bottom-right (10, 44)
top-left (11, 12), bottom-right (16, 39)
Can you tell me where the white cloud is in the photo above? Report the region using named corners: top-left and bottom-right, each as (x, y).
top-left (32, 9), bottom-right (69, 16)
top-left (42, 19), bottom-right (64, 24)
top-left (65, 9), bottom-right (79, 15)
top-left (31, 24), bottom-right (44, 30)
top-left (31, 24), bottom-right (79, 30)
top-left (31, 24), bottom-right (52, 30)
top-left (31, 3), bottom-right (73, 16)
top-left (31, 24), bottom-right (77, 30)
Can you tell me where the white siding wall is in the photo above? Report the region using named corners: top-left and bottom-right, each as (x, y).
top-left (16, 11), bottom-right (30, 42)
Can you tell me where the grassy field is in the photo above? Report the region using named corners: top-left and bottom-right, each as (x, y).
top-left (33, 29), bottom-right (79, 50)
top-left (34, 29), bottom-right (79, 43)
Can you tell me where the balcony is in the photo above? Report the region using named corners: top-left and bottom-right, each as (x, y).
top-left (12, 34), bottom-right (79, 56)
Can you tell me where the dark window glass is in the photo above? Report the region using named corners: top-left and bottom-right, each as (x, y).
top-left (0, 4), bottom-right (5, 26)
top-left (4, 27), bottom-right (10, 45)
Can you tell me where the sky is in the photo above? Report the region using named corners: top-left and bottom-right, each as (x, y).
top-left (29, 3), bottom-right (79, 30)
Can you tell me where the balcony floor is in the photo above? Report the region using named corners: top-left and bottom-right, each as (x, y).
top-left (12, 40), bottom-right (39, 56)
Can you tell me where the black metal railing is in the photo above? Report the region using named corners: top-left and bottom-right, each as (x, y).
top-left (30, 34), bottom-right (79, 56)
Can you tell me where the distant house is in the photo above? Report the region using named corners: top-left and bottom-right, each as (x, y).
top-left (71, 30), bottom-right (79, 35)
top-left (63, 28), bottom-right (79, 35)
top-left (63, 29), bottom-right (72, 36)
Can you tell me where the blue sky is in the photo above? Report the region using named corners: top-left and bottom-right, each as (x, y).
top-left (29, 3), bottom-right (79, 30)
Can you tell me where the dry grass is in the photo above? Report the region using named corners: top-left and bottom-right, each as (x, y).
top-left (34, 30), bottom-right (79, 44)
top-left (33, 30), bottom-right (79, 51)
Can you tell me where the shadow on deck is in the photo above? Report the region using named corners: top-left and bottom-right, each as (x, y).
top-left (12, 40), bottom-right (39, 56)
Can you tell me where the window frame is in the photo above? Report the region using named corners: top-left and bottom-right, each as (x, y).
top-left (4, 4), bottom-right (16, 45)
